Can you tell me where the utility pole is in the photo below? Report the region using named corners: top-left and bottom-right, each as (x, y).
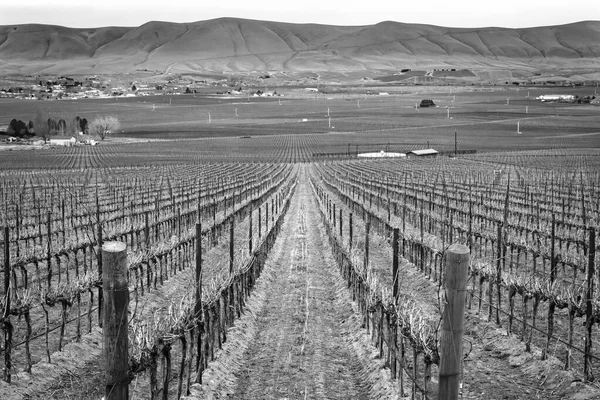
top-left (454, 130), bottom-right (457, 157)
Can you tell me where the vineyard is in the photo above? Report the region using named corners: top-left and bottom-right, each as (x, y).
top-left (0, 88), bottom-right (599, 399)
top-left (0, 161), bottom-right (299, 397)
top-left (310, 155), bottom-right (600, 396)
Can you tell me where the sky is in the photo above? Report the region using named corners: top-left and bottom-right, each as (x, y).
top-left (1, 0), bottom-right (598, 29)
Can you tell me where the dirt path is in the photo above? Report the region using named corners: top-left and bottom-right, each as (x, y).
top-left (189, 165), bottom-right (397, 399)
top-left (233, 170), bottom-right (368, 399)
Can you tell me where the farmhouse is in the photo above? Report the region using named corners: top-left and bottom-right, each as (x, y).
top-left (408, 149), bottom-right (439, 158)
top-left (48, 136), bottom-right (76, 146)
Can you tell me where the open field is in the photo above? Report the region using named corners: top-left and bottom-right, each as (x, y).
top-left (0, 85), bottom-right (599, 399)
top-left (1, 85), bottom-right (599, 166)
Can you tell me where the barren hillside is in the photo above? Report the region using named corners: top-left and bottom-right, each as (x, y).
top-left (0, 18), bottom-right (599, 76)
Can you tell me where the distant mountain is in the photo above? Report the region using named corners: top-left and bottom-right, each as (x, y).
top-left (0, 18), bottom-right (599, 76)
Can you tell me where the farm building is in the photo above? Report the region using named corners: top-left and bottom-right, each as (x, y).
top-left (408, 149), bottom-right (439, 158)
top-left (48, 136), bottom-right (76, 146)
top-left (358, 151), bottom-right (406, 158)
top-left (419, 99), bottom-right (436, 107)
top-left (28, 137), bottom-right (45, 146)
top-left (536, 94), bottom-right (575, 102)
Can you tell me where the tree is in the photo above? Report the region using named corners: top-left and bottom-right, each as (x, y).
top-left (7, 119), bottom-right (29, 137)
top-left (32, 108), bottom-right (48, 137)
top-left (47, 118), bottom-right (58, 135)
top-left (89, 116), bottom-right (121, 140)
top-left (80, 118), bottom-right (89, 134)
top-left (57, 119), bottom-right (67, 134)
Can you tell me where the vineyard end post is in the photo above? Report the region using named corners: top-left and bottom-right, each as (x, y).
top-left (195, 222), bottom-right (203, 384)
top-left (439, 244), bottom-right (469, 400)
top-left (102, 241), bottom-right (129, 400)
top-left (392, 228), bottom-right (399, 300)
top-left (229, 217), bottom-right (234, 274)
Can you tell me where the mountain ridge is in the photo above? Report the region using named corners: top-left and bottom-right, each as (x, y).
top-left (0, 18), bottom-right (599, 76)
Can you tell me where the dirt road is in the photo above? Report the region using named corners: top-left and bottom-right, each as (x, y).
top-left (190, 165), bottom-right (396, 399)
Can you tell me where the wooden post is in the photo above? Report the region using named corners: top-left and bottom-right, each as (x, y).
top-left (47, 212), bottom-right (52, 289)
top-left (195, 223), bottom-right (203, 384)
top-left (584, 227), bottom-right (595, 382)
top-left (364, 219), bottom-right (370, 276)
top-left (544, 214), bottom-right (556, 360)
top-left (98, 223), bottom-right (104, 328)
top-left (439, 244), bottom-right (469, 400)
top-left (102, 241), bottom-right (129, 400)
top-left (333, 203), bottom-right (336, 228)
top-left (393, 228), bottom-right (399, 300)
top-left (249, 209), bottom-right (253, 254)
top-left (3, 226), bottom-right (12, 383)
top-left (496, 222), bottom-right (502, 326)
top-left (229, 217), bottom-right (234, 274)
top-left (349, 213), bottom-right (353, 250)
top-left (258, 206), bottom-right (262, 238)
top-left (4, 227), bottom-right (10, 302)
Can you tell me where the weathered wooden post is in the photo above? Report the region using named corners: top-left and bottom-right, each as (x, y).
top-left (439, 244), bottom-right (469, 400)
top-left (364, 219), bottom-right (370, 276)
top-left (3, 226), bottom-right (12, 383)
top-left (229, 217), bottom-right (234, 274)
top-left (333, 203), bottom-right (336, 228)
top-left (195, 223), bottom-right (203, 384)
top-left (584, 227), bottom-right (596, 382)
top-left (249, 209), bottom-right (253, 254)
top-left (47, 212), bottom-right (52, 289)
top-left (97, 222), bottom-right (104, 328)
top-left (258, 206), bottom-right (262, 238)
top-left (102, 241), bottom-right (129, 400)
top-left (392, 228), bottom-right (399, 300)
top-left (349, 213), bottom-right (353, 250)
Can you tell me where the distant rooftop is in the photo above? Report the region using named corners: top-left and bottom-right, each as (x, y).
top-left (409, 149), bottom-right (438, 156)
top-left (358, 151), bottom-right (406, 158)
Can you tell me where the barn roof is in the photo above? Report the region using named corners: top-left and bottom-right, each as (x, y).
top-left (409, 148), bottom-right (438, 156)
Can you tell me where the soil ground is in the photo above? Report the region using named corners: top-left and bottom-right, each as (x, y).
top-left (186, 165), bottom-right (397, 399)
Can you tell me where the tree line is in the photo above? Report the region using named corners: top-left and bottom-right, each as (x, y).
top-left (5, 109), bottom-right (120, 140)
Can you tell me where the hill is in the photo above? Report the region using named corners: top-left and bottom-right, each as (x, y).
top-left (0, 18), bottom-right (599, 77)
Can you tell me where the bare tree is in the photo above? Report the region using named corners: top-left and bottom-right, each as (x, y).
top-left (89, 116), bottom-right (121, 140)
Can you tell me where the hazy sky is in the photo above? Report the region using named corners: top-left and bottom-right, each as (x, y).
top-left (1, 0), bottom-right (598, 28)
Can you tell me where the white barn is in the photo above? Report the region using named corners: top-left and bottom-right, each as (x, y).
top-left (48, 136), bottom-right (77, 146)
top-left (358, 151), bottom-right (406, 158)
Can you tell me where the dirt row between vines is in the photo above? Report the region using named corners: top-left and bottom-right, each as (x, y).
top-left (186, 165), bottom-right (398, 399)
